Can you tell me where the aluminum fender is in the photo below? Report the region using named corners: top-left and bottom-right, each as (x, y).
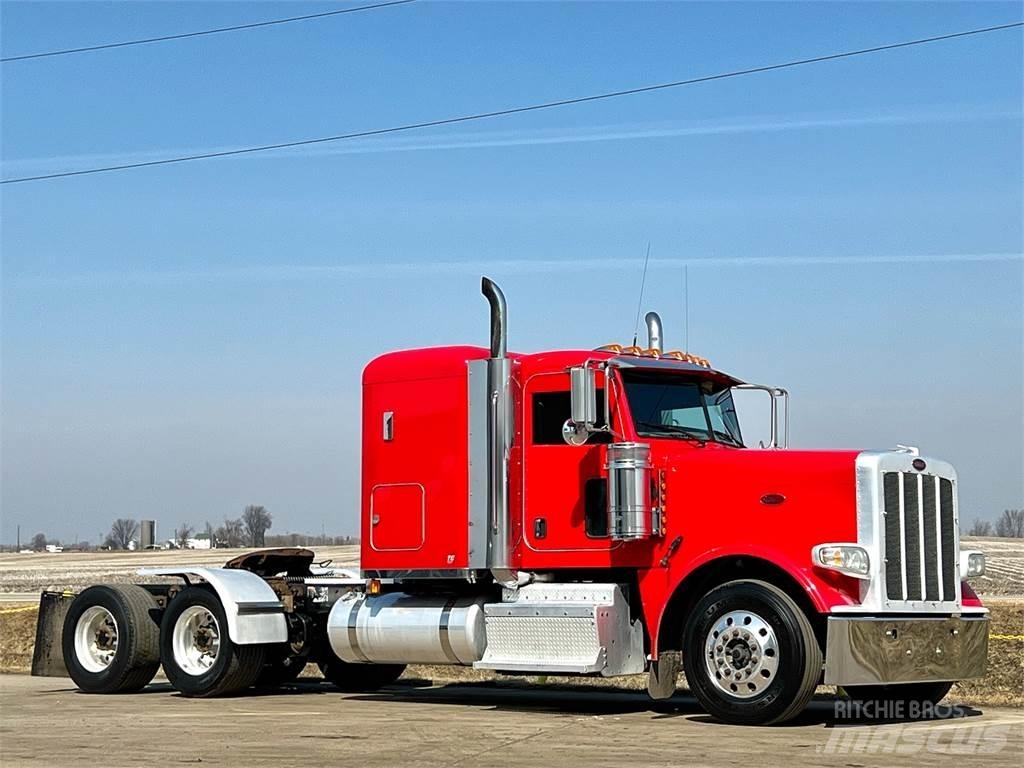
top-left (641, 544), bottom-right (859, 657)
top-left (139, 567), bottom-right (287, 645)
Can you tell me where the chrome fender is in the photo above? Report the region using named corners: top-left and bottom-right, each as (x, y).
top-left (139, 567), bottom-right (287, 645)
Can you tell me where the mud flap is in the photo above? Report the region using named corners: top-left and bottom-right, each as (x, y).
top-left (647, 650), bottom-right (681, 700)
top-left (31, 591), bottom-right (75, 678)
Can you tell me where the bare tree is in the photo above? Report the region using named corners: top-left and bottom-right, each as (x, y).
top-left (215, 517), bottom-right (245, 548)
top-left (175, 523), bottom-right (194, 549)
top-left (107, 519), bottom-right (139, 550)
top-left (967, 519), bottom-right (992, 537)
top-left (242, 505), bottom-right (272, 547)
top-left (995, 509), bottom-right (1024, 538)
top-left (30, 532), bottom-right (47, 551)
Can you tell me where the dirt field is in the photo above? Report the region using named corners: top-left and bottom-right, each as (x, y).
top-left (1, 674), bottom-right (1021, 768)
top-left (0, 545), bottom-right (360, 595)
top-left (962, 537), bottom-right (1024, 596)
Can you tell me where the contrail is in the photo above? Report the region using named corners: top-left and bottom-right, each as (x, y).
top-left (2, 107), bottom-right (1017, 176)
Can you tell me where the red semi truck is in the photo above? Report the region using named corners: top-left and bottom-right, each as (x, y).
top-left (40, 277), bottom-right (989, 724)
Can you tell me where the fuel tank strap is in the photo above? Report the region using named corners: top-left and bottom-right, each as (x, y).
top-left (347, 598), bottom-right (371, 662)
top-left (438, 598), bottom-right (460, 664)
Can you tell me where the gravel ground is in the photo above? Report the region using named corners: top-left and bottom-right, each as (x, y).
top-left (2, 673), bottom-right (1022, 768)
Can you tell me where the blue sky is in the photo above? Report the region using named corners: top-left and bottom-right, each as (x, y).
top-left (1, 1), bottom-right (1021, 542)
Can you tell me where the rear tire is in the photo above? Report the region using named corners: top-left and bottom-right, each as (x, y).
top-left (682, 579), bottom-right (822, 725)
top-left (62, 584), bottom-right (161, 694)
top-left (318, 653), bottom-right (405, 692)
top-left (160, 587), bottom-right (266, 697)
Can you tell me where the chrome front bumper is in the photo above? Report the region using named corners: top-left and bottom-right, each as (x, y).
top-left (823, 615), bottom-right (989, 686)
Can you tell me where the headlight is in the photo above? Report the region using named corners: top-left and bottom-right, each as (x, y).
top-left (961, 550), bottom-right (986, 579)
top-left (812, 544), bottom-right (871, 579)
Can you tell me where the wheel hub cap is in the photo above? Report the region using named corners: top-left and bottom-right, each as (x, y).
top-left (704, 610), bottom-right (779, 699)
top-left (74, 606), bottom-right (119, 673)
top-left (172, 606), bottom-right (222, 676)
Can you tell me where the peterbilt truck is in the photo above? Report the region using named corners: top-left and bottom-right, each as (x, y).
top-left (40, 277), bottom-right (989, 725)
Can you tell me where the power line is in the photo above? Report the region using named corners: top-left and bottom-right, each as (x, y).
top-left (1, 0), bottom-right (417, 63)
top-left (3, 21), bottom-right (1020, 185)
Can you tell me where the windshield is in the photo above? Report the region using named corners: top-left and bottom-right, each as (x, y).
top-left (621, 370), bottom-right (743, 446)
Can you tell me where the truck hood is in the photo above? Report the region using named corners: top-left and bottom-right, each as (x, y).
top-left (655, 445), bottom-right (862, 584)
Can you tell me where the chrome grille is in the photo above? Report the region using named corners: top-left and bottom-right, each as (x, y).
top-left (881, 471), bottom-right (957, 602)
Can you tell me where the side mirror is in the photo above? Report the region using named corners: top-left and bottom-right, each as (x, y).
top-left (570, 366), bottom-right (597, 424)
top-left (564, 366), bottom-right (597, 445)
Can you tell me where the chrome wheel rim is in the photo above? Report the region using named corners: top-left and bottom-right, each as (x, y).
top-left (704, 610), bottom-right (779, 699)
top-left (172, 605), bottom-right (221, 676)
top-left (74, 606), bottom-right (119, 673)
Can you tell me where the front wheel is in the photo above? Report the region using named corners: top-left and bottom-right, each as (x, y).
top-left (682, 579), bottom-right (822, 725)
top-left (160, 587), bottom-right (266, 697)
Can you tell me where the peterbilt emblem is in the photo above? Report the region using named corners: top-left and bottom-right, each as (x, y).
top-left (912, 458), bottom-right (927, 472)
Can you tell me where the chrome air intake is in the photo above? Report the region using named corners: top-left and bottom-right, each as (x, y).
top-left (606, 442), bottom-right (653, 541)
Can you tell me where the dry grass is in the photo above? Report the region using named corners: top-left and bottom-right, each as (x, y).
top-left (0, 607), bottom-right (37, 674)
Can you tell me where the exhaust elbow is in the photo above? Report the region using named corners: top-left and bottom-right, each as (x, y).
top-left (481, 277), bottom-right (507, 359)
top-left (645, 311), bottom-right (663, 352)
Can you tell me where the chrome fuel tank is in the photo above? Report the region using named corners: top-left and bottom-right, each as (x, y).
top-left (327, 592), bottom-right (487, 665)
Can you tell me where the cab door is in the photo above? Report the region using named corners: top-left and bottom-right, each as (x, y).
top-left (519, 370), bottom-right (613, 562)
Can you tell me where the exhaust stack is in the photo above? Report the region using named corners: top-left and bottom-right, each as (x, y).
top-left (481, 277), bottom-right (507, 359)
top-left (479, 277), bottom-right (519, 585)
top-left (645, 311), bottom-right (663, 352)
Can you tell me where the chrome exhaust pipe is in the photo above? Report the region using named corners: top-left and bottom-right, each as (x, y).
top-left (645, 311), bottom-right (663, 352)
top-left (481, 277), bottom-right (507, 359)
top-left (479, 277), bottom-right (518, 585)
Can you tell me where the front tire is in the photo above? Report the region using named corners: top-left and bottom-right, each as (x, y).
top-left (683, 579), bottom-right (822, 725)
top-left (160, 587), bottom-right (266, 697)
top-left (62, 584), bottom-right (161, 694)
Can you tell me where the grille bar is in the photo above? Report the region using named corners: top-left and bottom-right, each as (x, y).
top-left (882, 473), bottom-right (903, 600)
top-left (902, 474), bottom-right (921, 600)
top-left (939, 478), bottom-right (956, 599)
top-left (882, 470), bottom-right (957, 604)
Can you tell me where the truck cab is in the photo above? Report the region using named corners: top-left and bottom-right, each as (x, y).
top-left (356, 278), bottom-right (988, 723)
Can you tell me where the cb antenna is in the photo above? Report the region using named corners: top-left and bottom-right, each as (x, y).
top-left (631, 242), bottom-right (652, 347)
top-left (683, 264), bottom-right (689, 351)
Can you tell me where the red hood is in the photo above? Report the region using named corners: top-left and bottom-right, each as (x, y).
top-left (652, 444), bottom-right (862, 603)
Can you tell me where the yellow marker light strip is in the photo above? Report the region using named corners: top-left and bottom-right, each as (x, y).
top-left (596, 344), bottom-right (712, 367)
